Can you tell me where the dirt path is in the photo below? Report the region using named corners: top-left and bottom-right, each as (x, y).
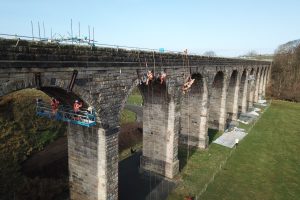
top-left (21, 136), bottom-right (68, 178)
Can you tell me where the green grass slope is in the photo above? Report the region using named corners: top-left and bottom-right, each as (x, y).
top-left (201, 101), bottom-right (300, 200)
top-left (0, 89), bottom-right (66, 200)
top-left (169, 101), bottom-right (300, 200)
top-left (120, 92), bottom-right (143, 124)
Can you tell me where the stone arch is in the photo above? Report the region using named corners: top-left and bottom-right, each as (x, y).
top-left (118, 78), bottom-right (144, 123)
top-left (263, 66), bottom-right (271, 96)
top-left (225, 70), bottom-right (239, 126)
top-left (238, 69), bottom-right (248, 113)
top-left (258, 67), bottom-right (267, 100)
top-left (266, 66), bottom-right (271, 85)
top-left (261, 67), bottom-right (268, 97)
top-left (0, 72), bottom-right (119, 200)
top-left (180, 73), bottom-right (209, 148)
top-left (254, 67), bottom-right (262, 102)
top-left (208, 71), bottom-right (227, 131)
top-left (0, 75), bottom-right (90, 105)
top-left (0, 77), bottom-right (34, 97)
top-left (247, 68), bottom-right (255, 109)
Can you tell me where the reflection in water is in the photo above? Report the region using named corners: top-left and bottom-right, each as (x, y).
top-left (119, 151), bottom-right (176, 200)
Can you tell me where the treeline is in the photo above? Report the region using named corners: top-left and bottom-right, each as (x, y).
top-left (269, 41), bottom-right (300, 102)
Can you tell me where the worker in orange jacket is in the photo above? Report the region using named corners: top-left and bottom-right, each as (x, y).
top-left (73, 100), bottom-right (82, 113)
top-left (50, 98), bottom-right (60, 115)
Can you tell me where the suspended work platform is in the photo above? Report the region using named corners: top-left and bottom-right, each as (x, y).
top-left (36, 100), bottom-right (96, 127)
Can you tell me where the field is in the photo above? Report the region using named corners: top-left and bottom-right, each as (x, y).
top-left (119, 91), bottom-right (143, 159)
top-left (168, 100), bottom-right (300, 200)
top-left (120, 91), bottom-right (143, 124)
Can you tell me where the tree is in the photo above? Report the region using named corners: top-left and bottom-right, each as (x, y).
top-left (270, 41), bottom-right (300, 101)
top-left (203, 51), bottom-right (216, 57)
top-left (245, 50), bottom-right (258, 57)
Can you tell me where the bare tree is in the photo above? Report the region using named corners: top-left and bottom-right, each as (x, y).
top-left (203, 51), bottom-right (216, 57)
top-left (246, 50), bottom-right (258, 57)
top-left (270, 41), bottom-right (300, 102)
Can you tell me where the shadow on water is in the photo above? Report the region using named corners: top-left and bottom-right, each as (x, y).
top-left (119, 151), bottom-right (176, 200)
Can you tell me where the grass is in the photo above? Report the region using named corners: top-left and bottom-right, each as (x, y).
top-left (127, 94), bottom-right (143, 105)
top-left (168, 100), bottom-right (300, 200)
top-left (121, 109), bottom-right (137, 124)
top-left (119, 91), bottom-right (143, 158)
top-left (120, 92), bottom-right (143, 124)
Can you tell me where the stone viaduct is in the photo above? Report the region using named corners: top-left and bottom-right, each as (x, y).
top-left (0, 38), bottom-right (271, 200)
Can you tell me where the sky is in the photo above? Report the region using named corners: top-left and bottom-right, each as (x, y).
top-left (0, 0), bottom-right (300, 57)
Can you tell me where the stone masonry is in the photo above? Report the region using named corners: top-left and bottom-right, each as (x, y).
top-left (0, 38), bottom-right (271, 199)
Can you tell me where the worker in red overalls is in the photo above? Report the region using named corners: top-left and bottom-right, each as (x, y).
top-left (182, 76), bottom-right (195, 94)
top-left (146, 70), bottom-right (154, 85)
top-left (73, 100), bottom-right (82, 113)
top-left (73, 100), bottom-right (83, 121)
top-left (50, 98), bottom-right (60, 116)
top-left (159, 71), bottom-right (167, 84)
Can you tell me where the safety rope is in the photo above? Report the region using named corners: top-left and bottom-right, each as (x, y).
top-left (182, 49), bottom-right (192, 162)
top-left (151, 51), bottom-right (158, 200)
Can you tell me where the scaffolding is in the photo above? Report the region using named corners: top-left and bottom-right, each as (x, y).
top-left (36, 100), bottom-right (96, 127)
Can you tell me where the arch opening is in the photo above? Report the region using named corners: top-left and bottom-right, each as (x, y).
top-left (208, 71), bottom-right (226, 131)
top-left (238, 70), bottom-right (247, 113)
top-left (118, 79), bottom-right (175, 199)
top-left (247, 68), bottom-right (255, 110)
top-left (254, 68), bottom-right (262, 102)
top-left (261, 67), bottom-right (268, 98)
top-left (225, 70), bottom-right (239, 127)
top-left (180, 73), bottom-right (208, 150)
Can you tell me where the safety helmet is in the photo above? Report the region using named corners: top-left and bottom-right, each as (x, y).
top-left (75, 100), bottom-right (79, 103)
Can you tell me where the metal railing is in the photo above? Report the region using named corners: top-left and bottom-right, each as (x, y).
top-left (0, 33), bottom-right (188, 55)
top-left (36, 101), bottom-right (96, 127)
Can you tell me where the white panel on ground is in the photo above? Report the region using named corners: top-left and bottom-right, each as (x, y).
top-left (213, 128), bottom-right (247, 148)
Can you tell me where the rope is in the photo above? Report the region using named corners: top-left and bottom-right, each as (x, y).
top-left (153, 51), bottom-right (156, 75)
top-left (187, 91), bottom-right (190, 160)
top-left (144, 54), bottom-right (152, 199)
top-left (183, 49), bottom-right (192, 162)
top-left (186, 50), bottom-right (191, 160)
top-left (138, 51), bottom-right (142, 77)
top-left (151, 51), bottom-right (157, 200)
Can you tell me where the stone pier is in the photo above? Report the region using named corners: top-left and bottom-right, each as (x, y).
top-left (226, 70), bottom-right (239, 122)
top-left (68, 124), bottom-right (119, 200)
top-left (238, 70), bottom-right (249, 113)
top-left (247, 69), bottom-right (256, 109)
top-left (208, 71), bottom-right (228, 131)
top-left (180, 74), bottom-right (209, 148)
top-left (254, 67), bottom-right (262, 102)
top-left (140, 83), bottom-right (180, 179)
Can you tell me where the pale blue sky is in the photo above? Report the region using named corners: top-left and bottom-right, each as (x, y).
top-left (1, 0), bottom-right (300, 57)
